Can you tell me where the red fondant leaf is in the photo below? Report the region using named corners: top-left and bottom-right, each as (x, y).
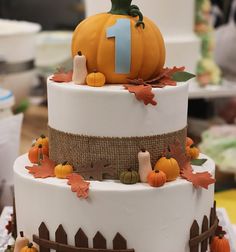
top-left (169, 141), bottom-right (192, 172)
top-left (124, 84), bottom-right (157, 106)
top-left (26, 155), bottom-right (56, 178)
top-left (50, 68), bottom-right (73, 83)
top-left (169, 141), bottom-right (215, 189)
top-left (67, 173), bottom-right (90, 199)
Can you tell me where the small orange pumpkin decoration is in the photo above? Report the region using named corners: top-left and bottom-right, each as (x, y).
top-left (54, 161), bottom-right (73, 179)
top-left (35, 135), bottom-right (49, 148)
top-left (20, 243), bottom-right (38, 252)
top-left (72, 0), bottom-right (165, 84)
top-left (86, 71), bottom-right (106, 87)
top-left (210, 234), bottom-right (230, 252)
top-left (186, 137), bottom-right (194, 147)
top-left (147, 170), bottom-right (166, 187)
top-left (154, 156), bottom-right (180, 181)
top-left (28, 144), bottom-right (48, 164)
top-left (186, 145), bottom-right (200, 160)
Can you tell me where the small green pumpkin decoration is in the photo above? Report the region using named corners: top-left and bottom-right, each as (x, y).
top-left (5, 245), bottom-right (14, 252)
top-left (120, 168), bottom-right (139, 184)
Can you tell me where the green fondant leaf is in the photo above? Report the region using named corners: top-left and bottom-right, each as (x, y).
top-left (171, 71), bottom-right (196, 82)
top-left (191, 159), bottom-right (208, 166)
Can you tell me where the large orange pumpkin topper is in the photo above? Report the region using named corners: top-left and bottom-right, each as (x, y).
top-left (72, 0), bottom-right (166, 84)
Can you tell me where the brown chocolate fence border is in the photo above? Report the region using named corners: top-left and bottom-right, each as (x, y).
top-left (33, 222), bottom-right (135, 252)
top-left (189, 201), bottom-right (218, 252)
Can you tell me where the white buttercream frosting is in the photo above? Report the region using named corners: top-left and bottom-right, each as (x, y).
top-left (47, 81), bottom-right (189, 137)
top-left (14, 154), bottom-right (215, 252)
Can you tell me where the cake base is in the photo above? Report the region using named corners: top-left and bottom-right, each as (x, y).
top-left (14, 154), bottom-right (215, 252)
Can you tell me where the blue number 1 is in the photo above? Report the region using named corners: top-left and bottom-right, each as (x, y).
top-left (106, 19), bottom-right (131, 74)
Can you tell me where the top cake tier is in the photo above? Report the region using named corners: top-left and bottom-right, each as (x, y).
top-left (47, 81), bottom-right (188, 138)
top-left (85, 0), bottom-right (196, 38)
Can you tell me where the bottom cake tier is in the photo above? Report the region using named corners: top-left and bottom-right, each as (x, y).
top-left (14, 154), bottom-right (215, 252)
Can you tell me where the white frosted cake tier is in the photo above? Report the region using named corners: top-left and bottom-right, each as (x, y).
top-left (165, 35), bottom-right (200, 73)
top-left (85, 0), bottom-right (196, 37)
top-left (14, 154), bottom-right (215, 252)
top-left (47, 81), bottom-right (189, 137)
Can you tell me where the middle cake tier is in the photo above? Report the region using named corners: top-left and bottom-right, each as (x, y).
top-left (47, 81), bottom-right (189, 177)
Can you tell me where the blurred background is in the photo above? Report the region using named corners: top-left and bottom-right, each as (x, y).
top-left (0, 0), bottom-right (236, 244)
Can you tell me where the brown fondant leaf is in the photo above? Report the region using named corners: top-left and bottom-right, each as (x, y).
top-left (124, 84), bottom-right (157, 106)
top-left (215, 225), bottom-right (227, 236)
top-left (125, 66), bottom-right (191, 106)
top-left (50, 68), bottom-right (73, 83)
top-left (127, 78), bottom-right (146, 86)
top-left (79, 160), bottom-right (115, 181)
top-left (5, 220), bottom-right (13, 235)
top-left (67, 173), bottom-right (90, 199)
top-left (26, 155), bottom-right (56, 178)
top-left (146, 66), bottom-right (185, 85)
top-left (169, 141), bottom-right (215, 189)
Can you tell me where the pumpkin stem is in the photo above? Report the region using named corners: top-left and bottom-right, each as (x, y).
top-left (40, 134), bottom-right (46, 139)
top-left (127, 168), bottom-right (132, 172)
top-left (28, 243), bottom-right (33, 248)
top-left (166, 146), bottom-right (172, 159)
top-left (20, 231), bottom-right (24, 237)
top-left (218, 234), bottom-right (224, 239)
top-left (78, 51), bottom-right (82, 56)
top-left (108, 0), bottom-right (145, 28)
top-left (140, 148), bottom-right (146, 153)
top-left (155, 170), bottom-right (160, 173)
top-left (109, 0), bottom-right (132, 15)
top-left (62, 161), bottom-right (68, 166)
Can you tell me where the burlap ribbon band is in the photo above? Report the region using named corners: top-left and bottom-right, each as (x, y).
top-left (49, 126), bottom-right (187, 179)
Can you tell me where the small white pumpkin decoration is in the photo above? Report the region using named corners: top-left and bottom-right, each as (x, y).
top-left (72, 51), bottom-right (88, 85)
top-left (138, 149), bottom-right (152, 182)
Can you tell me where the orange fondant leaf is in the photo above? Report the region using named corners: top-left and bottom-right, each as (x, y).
top-left (181, 169), bottom-right (216, 189)
top-left (124, 84), bottom-right (157, 106)
top-left (169, 141), bottom-right (215, 189)
top-left (26, 155), bottom-right (56, 178)
top-left (50, 68), bottom-right (73, 83)
top-left (67, 173), bottom-right (90, 199)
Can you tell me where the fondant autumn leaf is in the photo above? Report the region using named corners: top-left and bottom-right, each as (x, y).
top-left (181, 169), bottom-right (216, 189)
top-left (5, 220), bottom-right (13, 234)
top-left (169, 141), bottom-right (215, 189)
top-left (169, 141), bottom-right (192, 172)
top-left (146, 66), bottom-right (185, 85)
top-left (67, 173), bottom-right (90, 199)
top-left (125, 66), bottom-right (195, 106)
top-left (215, 225), bottom-right (227, 236)
top-left (26, 155), bottom-right (56, 178)
top-left (124, 84), bottom-right (157, 106)
top-left (50, 68), bottom-right (73, 83)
